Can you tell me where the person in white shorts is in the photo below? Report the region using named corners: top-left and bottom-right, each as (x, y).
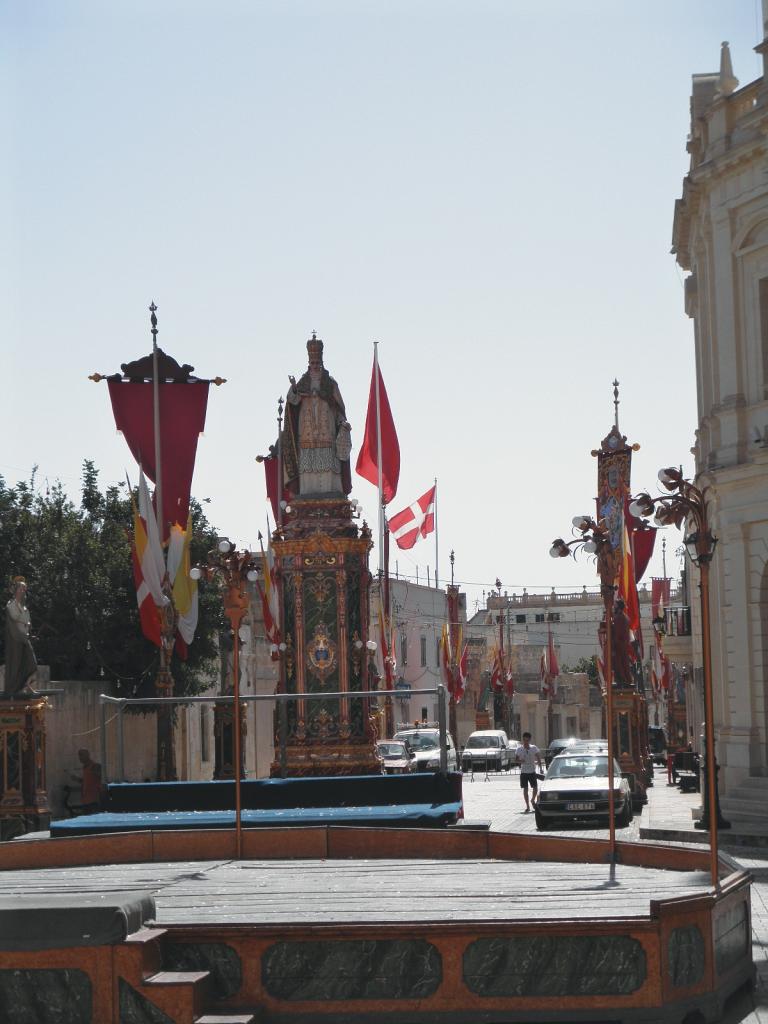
top-left (515, 732), bottom-right (543, 812)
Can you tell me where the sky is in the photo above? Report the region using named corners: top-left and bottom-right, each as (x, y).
top-left (2, 0), bottom-right (761, 615)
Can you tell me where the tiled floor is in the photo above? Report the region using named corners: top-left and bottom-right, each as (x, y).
top-left (462, 765), bottom-right (768, 1023)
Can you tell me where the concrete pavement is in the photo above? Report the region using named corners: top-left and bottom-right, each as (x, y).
top-left (461, 764), bottom-right (768, 1023)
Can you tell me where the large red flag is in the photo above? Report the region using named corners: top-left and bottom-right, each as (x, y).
top-left (388, 485), bottom-right (436, 550)
top-left (355, 355), bottom-right (400, 504)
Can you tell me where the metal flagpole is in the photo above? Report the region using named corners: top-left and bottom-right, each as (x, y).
top-left (373, 342), bottom-right (385, 577)
top-left (149, 302), bottom-right (163, 543)
top-left (434, 477), bottom-right (439, 589)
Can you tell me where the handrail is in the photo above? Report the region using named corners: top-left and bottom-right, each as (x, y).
top-left (99, 686), bottom-right (449, 788)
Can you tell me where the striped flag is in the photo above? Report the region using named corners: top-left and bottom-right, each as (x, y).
top-left (130, 474), bottom-right (165, 646)
top-left (169, 515), bottom-right (198, 646)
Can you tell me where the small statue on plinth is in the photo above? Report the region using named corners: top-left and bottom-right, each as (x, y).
top-left (611, 598), bottom-right (633, 686)
top-left (282, 333), bottom-right (352, 497)
top-left (3, 578), bottom-right (38, 699)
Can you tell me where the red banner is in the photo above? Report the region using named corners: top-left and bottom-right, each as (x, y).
top-left (108, 380), bottom-right (209, 539)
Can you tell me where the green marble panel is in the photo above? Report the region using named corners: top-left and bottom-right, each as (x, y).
top-left (0, 968), bottom-right (91, 1023)
top-left (715, 900), bottom-right (749, 976)
top-left (463, 934), bottom-right (646, 997)
top-left (119, 978), bottom-right (174, 1024)
top-left (668, 925), bottom-right (705, 987)
top-left (262, 938), bottom-right (441, 1001)
top-left (164, 941), bottom-right (241, 999)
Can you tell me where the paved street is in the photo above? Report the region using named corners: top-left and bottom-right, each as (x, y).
top-left (462, 765), bottom-right (768, 1024)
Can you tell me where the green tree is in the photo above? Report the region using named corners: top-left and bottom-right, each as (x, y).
top-left (0, 461), bottom-right (223, 697)
top-left (563, 655), bottom-right (600, 687)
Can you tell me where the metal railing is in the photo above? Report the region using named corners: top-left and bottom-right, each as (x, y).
top-left (99, 685), bottom-right (449, 784)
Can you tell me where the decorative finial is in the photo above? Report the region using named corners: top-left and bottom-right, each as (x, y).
top-left (495, 577), bottom-right (502, 596)
top-left (450, 549), bottom-right (455, 586)
top-left (717, 41), bottom-right (738, 97)
top-left (612, 378), bottom-right (620, 430)
top-left (149, 302), bottom-right (158, 339)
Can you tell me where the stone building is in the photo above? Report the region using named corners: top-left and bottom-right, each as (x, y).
top-left (672, 28), bottom-right (768, 792)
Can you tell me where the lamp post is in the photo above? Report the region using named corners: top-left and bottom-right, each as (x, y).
top-left (550, 516), bottom-right (619, 882)
top-left (191, 540), bottom-right (260, 859)
top-left (629, 467), bottom-right (728, 888)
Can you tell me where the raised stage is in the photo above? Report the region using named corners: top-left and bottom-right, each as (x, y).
top-left (0, 826), bottom-right (754, 1024)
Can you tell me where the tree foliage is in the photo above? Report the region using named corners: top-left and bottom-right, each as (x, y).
top-left (563, 655), bottom-right (599, 687)
top-left (0, 461), bottom-right (224, 697)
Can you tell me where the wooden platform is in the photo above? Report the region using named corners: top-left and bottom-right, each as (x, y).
top-left (0, 827), bottom-right (754, 1024)
top-left (0, 856), bottom-right (715, 926)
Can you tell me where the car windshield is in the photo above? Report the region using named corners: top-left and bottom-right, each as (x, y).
top-left (547, 756), bottom-right (614, 779)
top-left (378, 743), bottom-right (407, 758)
top-left (396, 732), bottom-right (438, 751)
top-left (468, 736), bottom-right (500, 748)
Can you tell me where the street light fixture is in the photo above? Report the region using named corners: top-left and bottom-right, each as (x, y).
top-left (630, 467), bottom-right (726, 887)
top-left (550, 515), bottom-right (620, 881)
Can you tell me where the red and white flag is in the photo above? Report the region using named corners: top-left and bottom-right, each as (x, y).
top-left (456, 642), bottom-right (468, 701)
top-left (388, 485), bottom-right (436, 550)
top-left (355, 351), bottom-right (400, 505)
top-left (130, 470), bottom-right (166, 647)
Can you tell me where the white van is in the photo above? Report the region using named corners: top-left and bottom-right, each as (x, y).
top-left (461, 730), bottom-right (513, 772)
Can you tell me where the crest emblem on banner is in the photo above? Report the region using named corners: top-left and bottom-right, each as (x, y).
top-left (307, 622), bottom-right (336, 680)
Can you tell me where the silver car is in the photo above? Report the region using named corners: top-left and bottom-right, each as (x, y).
top-left (535, 752), bottom-right (633, 830)
top-left (393, 728), bottom-right (458, 772)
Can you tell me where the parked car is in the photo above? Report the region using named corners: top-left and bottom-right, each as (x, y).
top-left (461, 730), bottom-right (513, 772)
top-left (375, 740), bottom-right (415, 775)
top-left (544, 735), bottom-right (582, 766)
top-left (393, 728), bottom-right (459, 772)
top-left (535, 751), bottom-right (633, 830)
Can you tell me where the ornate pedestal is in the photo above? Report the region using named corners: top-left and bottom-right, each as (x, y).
top-left (0, 697), bottom-right (50, 837)
top-left (607, 687), bottom-right (648, 806)
top-left (271, 497), bottom-right (379, 777)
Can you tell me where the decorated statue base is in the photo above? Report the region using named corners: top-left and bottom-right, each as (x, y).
top-left (271, 497), bottom-right (379, 777)
top-left (0, 696), bottom-right (50, 835)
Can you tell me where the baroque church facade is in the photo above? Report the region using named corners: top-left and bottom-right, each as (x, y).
top-left (672, 24), bottom-right (768, 792)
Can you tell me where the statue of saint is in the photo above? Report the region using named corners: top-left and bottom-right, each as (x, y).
top-left (611, 598), bottom-right (633, 687)
top-left (4, 578), bottom-right (38, 698)
top-left (282, 334), bottom-right (352, 497)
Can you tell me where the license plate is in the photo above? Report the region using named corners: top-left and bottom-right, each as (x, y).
top-left (566, 801), bottom-right (596, 811)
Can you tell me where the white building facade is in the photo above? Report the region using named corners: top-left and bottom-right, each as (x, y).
top-left (672, 31), bottom-right (768, 788)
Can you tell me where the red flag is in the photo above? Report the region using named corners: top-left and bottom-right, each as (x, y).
top-left (456, 642), bottom-right (468, 701)
top-left (504, 661), bottom-right (515, 697)
top-left (355, 355), bottom-right (400, 505)
top-left (388, 486), bottom-right (436, 550)
top-left (490, 647), bottom-right (503, 693)
top-left (651, 578), bottom-right (671, 620)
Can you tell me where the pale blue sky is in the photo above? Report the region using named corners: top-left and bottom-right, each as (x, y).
top-left (2, 0), bottom-right (760, 612)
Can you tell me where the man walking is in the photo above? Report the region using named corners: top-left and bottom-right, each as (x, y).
top-left (515, 732), bottom-right (543, 812)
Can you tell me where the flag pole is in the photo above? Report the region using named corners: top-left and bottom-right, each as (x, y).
top-left (373, 342), bottom-right (385, 577)
top-left (434, 477), bottom-right (439, 589)
top-left (149, 302), bottom-right (164, 544)
top-left (277, 397), bottom-right (284, 529)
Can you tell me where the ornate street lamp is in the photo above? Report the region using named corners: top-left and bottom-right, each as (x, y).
top-left (630, 467), bottom-right (728, 887)
top-left (191, 541), bottom-right (261, 858)
top-left (550, 516), bottom-right (620, 880)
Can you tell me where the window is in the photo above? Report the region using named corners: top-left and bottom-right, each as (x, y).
top-left (400, 635), bottom-right (408, 668)
top-left (547, 612), bottom-right (560, 623)
top-left (515, 614), bottom-right (526, 624)
top-left (420, 636), bottom-right (427, 667)
top-left (436, 638), bottom-right (441, 666)
top-left (535, 613), bottom-right (545, 623)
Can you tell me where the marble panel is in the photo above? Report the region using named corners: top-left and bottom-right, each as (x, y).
top-left (0, 967), bottom-right (91, 1023)
top-left (262, 938), bottom-right (441, 1001)
top-left (118, 978), bottom-right (174, 1024)
top-left (715, 900), bottom-right (750, 975)
top-left (668, 925), bottom-right (705, 987)
top-left (463, 934), bottom-right (646, 997)
top-left (164, 941), bottom-right (241, 1000)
